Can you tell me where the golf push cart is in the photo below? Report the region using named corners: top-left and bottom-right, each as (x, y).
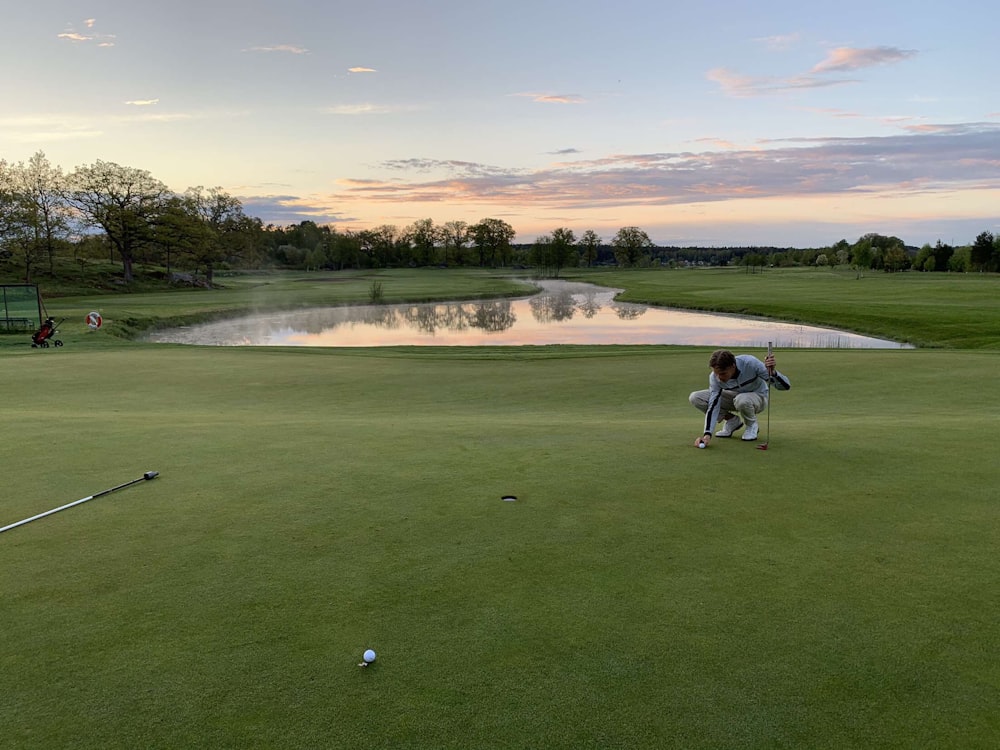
top-left (31, 317), bottom-right (64, 348)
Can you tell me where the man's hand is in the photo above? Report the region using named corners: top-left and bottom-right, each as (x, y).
top-left (695, 434), bottom-right (711, 448)
top-left (764, 353), bottom-right (776, 375)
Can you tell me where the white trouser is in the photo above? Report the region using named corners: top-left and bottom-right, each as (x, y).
top-left (689, 389), bottom-right (767, 424)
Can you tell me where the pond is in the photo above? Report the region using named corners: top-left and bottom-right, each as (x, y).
top-left (142, 280), bottom-right (908, 348)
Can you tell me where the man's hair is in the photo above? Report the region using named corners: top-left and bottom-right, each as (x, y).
top-left (709, 349), bottom-right (736, 369)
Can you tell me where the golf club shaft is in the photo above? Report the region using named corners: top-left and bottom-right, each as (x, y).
top-left (0, 471), bottom-right (158, 534)
top-left (765, 342), bottom-right (773, 444)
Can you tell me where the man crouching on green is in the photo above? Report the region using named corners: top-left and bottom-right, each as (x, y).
top-left (690, 349), bottom-right (790, 447)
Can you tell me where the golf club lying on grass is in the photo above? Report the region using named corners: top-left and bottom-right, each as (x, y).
top-left (0, 471), bottom-right (159, 535)
top-left (758, 342), bottom-right (773, 451)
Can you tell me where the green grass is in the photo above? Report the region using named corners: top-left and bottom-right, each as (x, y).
top-left (2, 268), bottom-right (1000, 748)
top-left (563, 266), bottom-right (1000, 349)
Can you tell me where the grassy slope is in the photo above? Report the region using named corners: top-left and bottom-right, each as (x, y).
top-left (2, 269), bottom-right (1000, 748)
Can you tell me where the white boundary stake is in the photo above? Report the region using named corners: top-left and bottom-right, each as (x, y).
top-left (0, 471), bottom-right (159, 534)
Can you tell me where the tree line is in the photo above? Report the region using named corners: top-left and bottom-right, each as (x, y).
top-left (3, 151), bottom-right (999, 286)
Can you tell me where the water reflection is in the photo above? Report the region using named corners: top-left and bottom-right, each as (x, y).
top-left (143, 280), bottom-right (908, 348)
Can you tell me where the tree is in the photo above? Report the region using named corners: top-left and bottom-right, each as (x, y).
top-left (529, 235), bottom-right (553, 274)
top-left (970, 231), bottom-right (995, 272)
top-left (67, 161), bottom-right (170, 283)
top-left (530, 229), bottom-right (578, 276)
top-left (930, 240), bottom-right (954, 272)
top-left (546, 227), bottom-right (576, 277)
top-left (883, 245), bottom-right (910, 272)
top-left (470, 218), bottom-right (516, 267)
top-left (4, 152), bottom-right (72, 273)
top-left (948, 245), bottom-right (971, 273)
top-left (611, 226), bottom-right (653, 267)
top-left (852, 238), bottom-right (873, 276)
top-left (440, 221), bottom-right (469, 266)
top-left (579, 230), bottom-right (601, 267)
top-left (368, 225), bottom-right (402, 267)
top-left (183, 186), bottom-right (251, 284)
top-left (831, 239), bottom-right (851, 267)
top-left (0, 163), bottom-right (37, 281)
top-left (914, 243), bottom-right (934, 272)
top-left (151, 195), bottom-right (210, 278)
top-left (406, 218), bottom-right (440, 266)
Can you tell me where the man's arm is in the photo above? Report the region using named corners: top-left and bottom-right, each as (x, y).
top-left (703, 374), bottom-right (724, 433)
top-left (764, 353), bottom-right (791, 390)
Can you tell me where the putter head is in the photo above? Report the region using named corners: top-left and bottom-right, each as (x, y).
top-left (757, 443), bottom-right (768, 451)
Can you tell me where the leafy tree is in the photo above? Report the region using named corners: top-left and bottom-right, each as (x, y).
top-left (948, 245), bottom-right (970, 272)
top-left (914, 243), bottom-right (933, 272)
top-left (610, 226), bottom-right (653, 267)
top-left (470, 218), bottom-right (516, 267)
top-left (742, 252), bottom-right (766, 273)
top-left (529, 228), bottom-right (577, 277)
top-left (852, 238), bottom-right (873, 275)
top-left (0, 167), bottom-right (42, 282)
top-left (406, 218), bottom-right (440, 266)
top-left (369, 225), bottom-right (402, 267)
top-left (547, 227), bottom-right (576, 277)
top-left (970, 231), bottom-right (995, 272)
top-left (4, 152), bottom-right (72, 273)
top-left (883, 246), bottom-right (911, 272)
top-left (831, 239), bottom-right (851, 267)
top-left (67, 160), bottom-right (169, 283)
top-left (329, 230), bottom-right (360, 270)
top-left (529, 235), bottom-right (553, 274)
top-left (579, 229), bottom-right (601, 267)
top-left (931, 240), bottom-right (954, 272)
top-left (174, 187), bottom-right (253, 285)
top-left (151, 196), bottom-right (211, 278)
top-left (441, 221), bottom-right (469, 266)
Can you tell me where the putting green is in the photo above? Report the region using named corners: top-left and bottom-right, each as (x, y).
top-left (3, 342), bottom-right (998, 748)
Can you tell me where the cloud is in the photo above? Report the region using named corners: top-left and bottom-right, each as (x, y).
top-left (125, 99), bottom-right (160, 106)
top-left (755, 33), bottom-right (801, 51)
top-left (549, 148), bottom-right (582, 155)
top-left (239, 195), bottom-right (356, 226)
top-left (322, 103), bottom-right (418, 115)
top-left (243, 44), bottom-right (309, 54)
top-left (0, 110), bottom-right (204, 144)
top-left (323, 104), bottom-right (390, 115)
top-left (348, 67), bottom-right (377, 73)
top-left (694, 137), bottom-right (746, 150)
top-left (57, 19), bottom-right (115, 46)
top-left (707, 67), bottom-right (858, 97)
top-left (313, 123), bottom-right (1000, 212)
top-left (512, 93), bottom-right (586, 104)
top-left (709, 44), bottom-right (916, 98)
top-left (381, 158), bottom-right (519, 177)
top-left (811, 46), bottom-right (917, 74)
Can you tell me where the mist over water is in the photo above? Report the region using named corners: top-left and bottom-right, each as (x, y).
top-left (143, 280), bottom-right (908, 348)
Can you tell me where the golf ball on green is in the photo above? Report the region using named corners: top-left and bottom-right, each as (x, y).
top-left (363, 649), bottom-right (376, 663)
top-left (697, 442), bottom-right (706, 449)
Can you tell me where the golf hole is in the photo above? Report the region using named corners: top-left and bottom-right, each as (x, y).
top-left (501, 495), bottom-right (517, 502)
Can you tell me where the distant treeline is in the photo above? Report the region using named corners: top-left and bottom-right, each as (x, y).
top-left (3, 151), bottom-right (1000, 287)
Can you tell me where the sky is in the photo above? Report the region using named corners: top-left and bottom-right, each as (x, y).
top-left (2, 1), bottom-right (999, 248)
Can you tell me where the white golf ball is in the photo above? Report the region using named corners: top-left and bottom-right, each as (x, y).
top-left (697, 442), bottom-right (706, 449)
top-left (363, 649), bottom-right (376, 663)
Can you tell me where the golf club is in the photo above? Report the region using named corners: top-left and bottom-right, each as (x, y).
top-left (0, 471), bottom-right (159, 535)
top-left (758, 342), bottom-right (773, 451)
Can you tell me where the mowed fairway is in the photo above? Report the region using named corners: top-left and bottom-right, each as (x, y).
top-left (2, 337), bottom-right (999, 747)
